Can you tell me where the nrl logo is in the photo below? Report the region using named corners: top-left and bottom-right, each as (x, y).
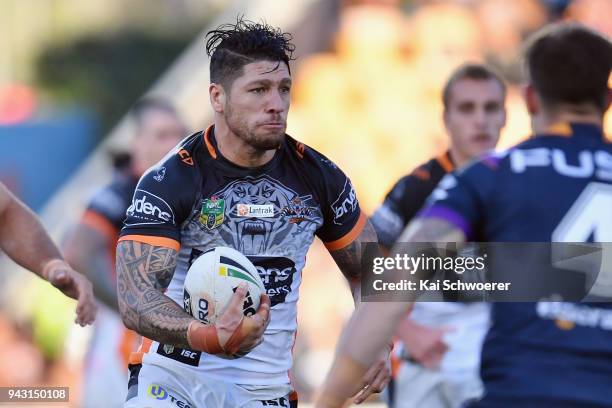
top-left (162, 344), bottom-right (174, 354)
top-left (200, 196), bottom-right (225, 230)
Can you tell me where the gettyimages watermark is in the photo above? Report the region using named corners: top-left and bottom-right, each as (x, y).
top-left (359, 242), bottom-right (612, 302)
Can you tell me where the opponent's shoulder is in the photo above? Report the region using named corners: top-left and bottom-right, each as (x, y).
top-left (398, 153), bottom-right (451, 186)
top-left (383, 155), bottom-right (449, 202)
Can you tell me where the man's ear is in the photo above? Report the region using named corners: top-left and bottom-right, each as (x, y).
top-left (523, 84), bottom-right (539, 115)
top-left (209, 83), bottom-right (226, 114)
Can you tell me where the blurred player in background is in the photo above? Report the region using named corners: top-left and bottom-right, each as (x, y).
top-left (116, 19), bottom-right (389, 407)
top-left (63, 98), bottom-right (186, 408)
top-left (0, 182), bottom-right (96, 326)
top-left (372, 63), bottom-right (506, 408)
top-left (317, 22), bottom-right (612, 408)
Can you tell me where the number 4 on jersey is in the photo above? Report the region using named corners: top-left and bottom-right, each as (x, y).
top-left (553, 182), bottom-right (612, 242)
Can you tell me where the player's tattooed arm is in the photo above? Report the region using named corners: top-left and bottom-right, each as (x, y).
top-left (329, 219), bottom-right (379, 304)
top-left (116, 240), bottom-right (193, 349)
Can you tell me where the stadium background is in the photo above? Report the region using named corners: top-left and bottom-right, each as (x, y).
top-left (0, 0), bottom-right (610, 406)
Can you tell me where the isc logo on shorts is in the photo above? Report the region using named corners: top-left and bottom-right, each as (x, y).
top-left (157, 343), bottom-right (201, 367)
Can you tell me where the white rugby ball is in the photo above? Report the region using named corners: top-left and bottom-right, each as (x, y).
top-left (183, 247), bottom-right (265, 326)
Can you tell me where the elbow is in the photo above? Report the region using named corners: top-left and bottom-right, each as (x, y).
top-left (117, 299), bottom-right (138, 332)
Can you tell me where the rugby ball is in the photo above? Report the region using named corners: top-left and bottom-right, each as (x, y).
top-left (183, 247), bottom-right (265, 326)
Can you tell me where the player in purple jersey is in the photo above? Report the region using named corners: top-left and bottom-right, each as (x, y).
top-left (317, 22), bottom-right (612, 408)
top-left (373, 64), bottom-right (506, 408)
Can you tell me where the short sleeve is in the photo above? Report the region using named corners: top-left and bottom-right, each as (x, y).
top-left (314, 158), bottom-right (366, 251)
top-left (371, 175), bottom-right (433, 247)
top-left (80, 185), bottom-right (127, 241)
top-left (119, 159), bottom-right (198, 250)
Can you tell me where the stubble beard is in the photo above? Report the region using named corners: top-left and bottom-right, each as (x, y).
top-left (225, 106), bottom-right (285, 152)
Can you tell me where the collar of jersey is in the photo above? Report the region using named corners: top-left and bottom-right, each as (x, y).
top-left (203, 125), bottom-right (285, 175)
top-left (541, 121), bottom-right (605, 140)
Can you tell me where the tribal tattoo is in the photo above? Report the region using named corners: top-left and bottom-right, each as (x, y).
top-left (329, 219), bottom-right (379, 302)
top-left (116, 240), bottom-right (194, 349)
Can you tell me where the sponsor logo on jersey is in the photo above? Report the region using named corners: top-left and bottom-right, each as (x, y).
top-left (178, 149), bottom-right (194, 166)
top-left (200, 196), bottom-right (225, 230)
top-left (126, 189), bottom-right (174, 225)
top-left (537, 300), bottom-right (612, 331)
top-left (260, 396), bottom-right (289, 407)
top-left (153, 166), bottom-right (166, 182)
top-left (147, 383), bottom-right (193, 407)
top-left (510, 148), bottom-right (612, 181)
top-left (248, 256), bottom-right (296, 306)
top-left (331, 178), bottom-right (358, 225)
top-left (281, 196), bottom-right (316, 224)
top-left (236, 203), bottom-right (275, 218)
top-left (156, 343), bottom-right (201, 367)
top-left (147, 384), bottom-right (168, 400)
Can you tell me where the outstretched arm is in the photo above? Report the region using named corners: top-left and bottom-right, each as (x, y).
top-left (327, 219), bottom-right (391, 404)
top-left (0, 183), bottom-right (96, 326)
top-left (317, 218), bottom-right (465, 407)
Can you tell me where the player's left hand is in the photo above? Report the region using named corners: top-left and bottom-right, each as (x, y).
top-left (351, 344), bottom-right (392, 404)
top-left (43, 259), bottom-right (97, 326)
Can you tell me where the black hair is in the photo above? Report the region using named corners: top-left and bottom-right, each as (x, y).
top-left (205, 17), bottom-right (295, 88)
top-left (523, 22), bottom-right (611, 112)
top-left (443, 63), bottom-right (507, 109)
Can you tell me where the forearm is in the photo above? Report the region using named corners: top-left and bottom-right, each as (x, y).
top-left (72, 250), bottom-right (118, 310)
top-left (64, 225), bottom-right (119, 310)
top-left (116, 240), bottom-right (195, 348)
top-left (322, 300), bottom-right (408, 405)
top-left (121, 285), bottom-right (194, 348)
top-left (0, 192), bottom-right (63, 277)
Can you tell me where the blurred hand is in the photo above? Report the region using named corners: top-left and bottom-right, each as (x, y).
top-left (43, 259), bottom-right (97, 326)
top-left (215, 283), bottom-right (271, 355)
top-left (397, 318), bottom-right (452, 370)
top-left (352, 345), bottom-right (392, 404)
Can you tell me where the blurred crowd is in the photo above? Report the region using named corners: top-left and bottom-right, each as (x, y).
top-left (1, 0), bottom-right (611, 405)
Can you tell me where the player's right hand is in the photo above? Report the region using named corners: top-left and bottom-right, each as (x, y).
top-left (187, 283), bottom-right (271, 356)
top-left (42, 259), bottom-right (97, 326)
top-left (216, 283), bottom-right (271, 355)
top-left (397, 319), bottom-right (451, 369)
